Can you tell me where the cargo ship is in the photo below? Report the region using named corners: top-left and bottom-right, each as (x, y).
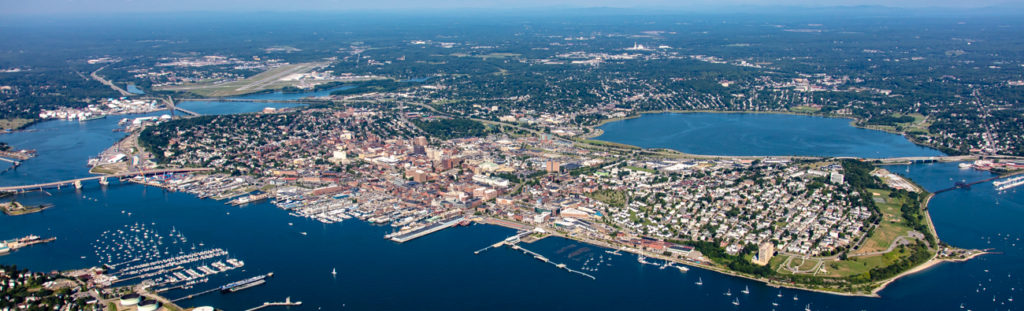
top-left (994, 176), bottom-right (1024, 191)
top-left (219, 273), bottom-right (272, 293)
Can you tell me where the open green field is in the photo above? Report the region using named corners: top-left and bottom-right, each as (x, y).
top-left (0, 118), bottom-right (34, 130)
top-left (900, 113), bottom-right (931, 134)
top-left (857, 222), bottom-right (911, 254)
top-left (587, 189), bottom-right (628, 207)
top-left (863, 112), bottom-right (931, 135)
top-left (771, 246), bottom-right (910, 278)
top-left (854, 189), bottom-right (914, 254)
top-left (822, 248), bottom-right (908, 277)
top-left (872, 190), bottom-right (906, 223)
top-left (789, 105), bottom-right (821, 113)
top-left (155, 62), bottom-right (328, 97)
top-left (580, 139), bottom-right (641, 150)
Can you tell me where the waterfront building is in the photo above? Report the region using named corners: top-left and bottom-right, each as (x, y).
top-left (753, 242), bottom-right (775, 266)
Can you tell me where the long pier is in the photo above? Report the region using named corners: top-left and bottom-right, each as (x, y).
top-left (934, 176), bottom-right (1002, 194)
top-left (0, 168), bottom-right (213, 193)
top-left (170, 286), bottom-right (219, 303)
top-left (244, 297), bottom-right (301, 311)
top-left (475, 231), bottom-right (533, 254)
top-left (510, 243), bottom-right (595, 280)
top-left (388, 217), bottom-right (464, 243)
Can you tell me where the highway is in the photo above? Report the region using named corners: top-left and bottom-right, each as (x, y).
top-left (0, 168), bottom-right (213, 192)
top-left (161, 97), bottom-right (201, 117)
top-left (177, 98), bottom-right (328, 104)
top-left (91, 66), bottom-right (132, 97)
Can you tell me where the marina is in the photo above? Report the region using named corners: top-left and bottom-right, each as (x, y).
top-left (83, 222), bottom-right (252, 294)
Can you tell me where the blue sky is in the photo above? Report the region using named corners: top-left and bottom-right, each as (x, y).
top-left (2, 0), bottom-right (1018, 14)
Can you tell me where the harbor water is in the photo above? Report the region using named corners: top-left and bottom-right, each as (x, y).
top-left (1, 102), bottom-right (1021, 310)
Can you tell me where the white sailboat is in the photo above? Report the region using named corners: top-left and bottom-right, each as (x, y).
top-left (695, 277), bottom-right (703, 286)
top-left (741, 285), bottom-right (750, 294)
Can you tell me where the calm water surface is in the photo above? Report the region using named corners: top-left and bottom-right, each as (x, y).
top-left (596, 113), bottom-right (944, 158)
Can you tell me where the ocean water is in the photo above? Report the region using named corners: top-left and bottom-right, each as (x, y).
top-left (596, 113), bottom-right (944, 158)
top-left (2, 108), bottom-right (1021, 310)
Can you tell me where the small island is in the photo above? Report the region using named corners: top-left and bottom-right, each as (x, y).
top-left (0, 200), bottom-right (51, 216)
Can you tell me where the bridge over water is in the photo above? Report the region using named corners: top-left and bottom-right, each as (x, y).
top-left (178, 98), bottom-right (329, 104)
top-left (162, 96), bottom-right (201, 117)
top-left (0, 168), bottom-right (213, 193)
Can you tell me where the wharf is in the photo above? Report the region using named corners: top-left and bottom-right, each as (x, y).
top-left (388, 217), bottom-right (464, 243)
top-left (3, 235), bottom-right (56, 251)
top-left (244, 297), bottom-right (302, 311)
top-left (475, 231), bottom-right (534, 254)
top-left (170, 286), bottom-right (220, 302)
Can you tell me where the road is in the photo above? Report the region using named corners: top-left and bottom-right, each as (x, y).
top-left (0, 168), bottom-right (213, 192)
top-left (849, 232), bottom-right (924, 258)
top-left (91, 66), bottom-right (132, 97)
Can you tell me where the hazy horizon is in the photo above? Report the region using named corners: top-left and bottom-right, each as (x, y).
top-left (2, 0), bottom-right (1022, 16)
